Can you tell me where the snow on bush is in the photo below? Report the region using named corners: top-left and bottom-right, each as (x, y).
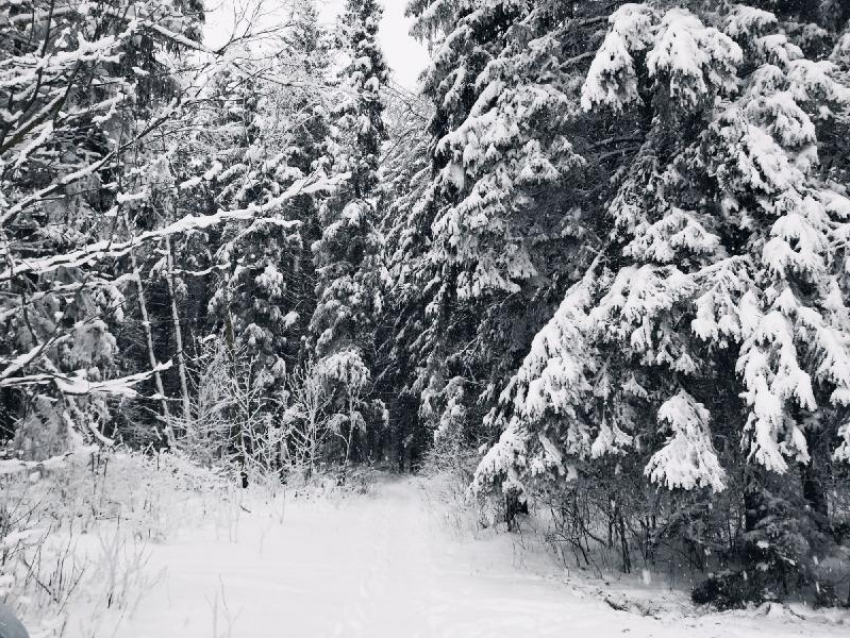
top-left (0, 448), bottom-right (231, 636)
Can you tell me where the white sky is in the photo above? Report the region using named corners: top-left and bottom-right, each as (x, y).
top-left (205, 0), bottom-right (429, 89)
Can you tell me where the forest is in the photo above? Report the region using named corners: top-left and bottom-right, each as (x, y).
top-left (2, 0), bottom-right (850, 634)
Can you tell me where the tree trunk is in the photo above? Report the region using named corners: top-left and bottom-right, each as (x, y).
top-left (505, 490), bottom-right (528, 532)
top-left (800, 428), bottom-right (830, 527)
top-left (618, 511), bottom-right (631, 574)
top-left (164, 236), bottom-right (192, 426)
top-left (800, 459), bottom-right (829, 519)
top-left (126, 224), bottom-right (175, 447)
top-left (743, 466), bottom-right (768, 537)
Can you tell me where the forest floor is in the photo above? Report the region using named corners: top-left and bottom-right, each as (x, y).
top-left (38, 474), bottom-right (850, 638)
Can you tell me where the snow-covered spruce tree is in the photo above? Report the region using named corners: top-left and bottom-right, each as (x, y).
top-left (389, 1), bottom-right (611, 468)
top-left (304, 0), bottom-right (389, 465)
top-left (204, 64), bottom-right (305, 397)
top-left (163, 25), bottom-right (334, 475)
top-left (276, 0), bottom-right (335, 354)
top-left (282, 0), bottom-right (334, 183)
top-left (194, 3), bottom-right (331, 387)
top-left (374, 82), bottom-right (434, 470)
top-left (474, 2), bottom-right (850, 604)
top-left (0, 0), bottom-right (204, 453)
top-left (328, 0), bottom-right (388, 201)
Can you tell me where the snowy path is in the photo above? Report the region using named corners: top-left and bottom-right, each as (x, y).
top-left (102, 478), bottom-right (844, 638)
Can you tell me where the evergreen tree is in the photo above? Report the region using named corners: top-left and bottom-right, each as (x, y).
top-left (375, 82), bottom-right (434, 469)
top-left (330, 0), bottom-right (388, 200)
top-left (474, 1), bottom-right (850, 603)
top-left (205, 64), bottom-right (305, 395)
top-left (306, 0), bottom-right (389, 463)
top-left (197, 4), bottom-right (334, 398)
top-left (392, 1), bottom-right (612, 465)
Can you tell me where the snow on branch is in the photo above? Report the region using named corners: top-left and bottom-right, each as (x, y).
top-left (0, 362), bottom-right (173, 398)
top-left (0, 173), bottom-right (348, 281)
top-left (582, 5), bottom-right (742, 112)
top-left (0, 342), bottom-right (58, 383)
top-left (645, 391), bottom-right (726, 492)
top-left (0, 445), bottom-right (100, 477)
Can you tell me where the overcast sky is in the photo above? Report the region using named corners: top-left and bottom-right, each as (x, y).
top-left (205, 0), bottom-right (429, 89)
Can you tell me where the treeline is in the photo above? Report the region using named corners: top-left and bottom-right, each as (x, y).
top-left (3, 0), bottom-right (850, 608)
top-left (0, 0), bottom-right (406, 473)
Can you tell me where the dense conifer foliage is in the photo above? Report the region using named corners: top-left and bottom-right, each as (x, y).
top-left (2, 0), bottom-right (850, 608)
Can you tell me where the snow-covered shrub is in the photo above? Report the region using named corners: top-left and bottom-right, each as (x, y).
top-left (0, 446), bottom-right (230, 634)
top-left (421, 377), bottom-right (475, 479)
top-left (691, 570), bottom-right (773, 611)
top-left (178, 337), bottom-right (289, 487)
top-left (279, 356), bottom-right (386, 478)
top-left (416, 379), bottom-right (495, 538)
top-left (177, 337), bottom-right (385, 487)
top-left (176, 337), bottom-right (241, 469)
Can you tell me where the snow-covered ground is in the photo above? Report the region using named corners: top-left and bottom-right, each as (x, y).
top-left (46, 476), bottom-right (849, 638)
